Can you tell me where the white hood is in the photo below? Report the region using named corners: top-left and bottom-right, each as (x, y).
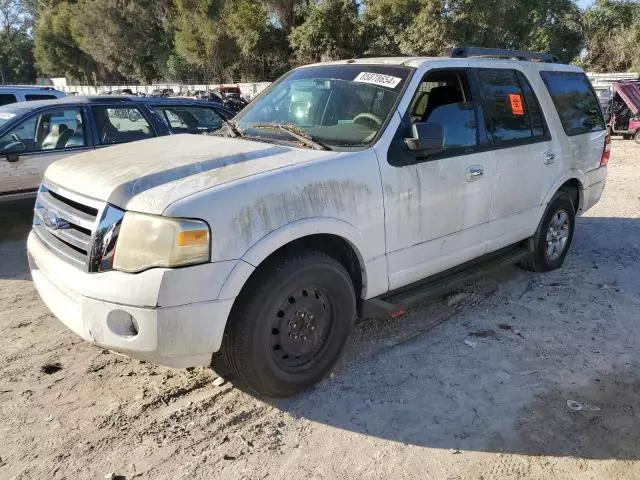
top-left (44, 134), bottom-right (335, 214)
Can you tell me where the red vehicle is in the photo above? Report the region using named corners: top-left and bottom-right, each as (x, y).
top-left (606, 81), bottom-right (640, 144)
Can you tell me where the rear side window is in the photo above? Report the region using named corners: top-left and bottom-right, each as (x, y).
top-left (540, 71), bottom-right (605, 136)
top-left (0, 94), bottom-right (17, 106)
top-left (92, 106), bottom-right (155, 145)
top-left (25, 94), bottom-right (58, 101)
top-left (477, 69), bottom-right (547, 144)
top-left (155, 105), bottom-right (224, 134)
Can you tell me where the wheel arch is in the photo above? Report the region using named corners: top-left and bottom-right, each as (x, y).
top-left (541, 172), bottom-right (584, 217)
top-left (218, 218), bottom-right (376, 307)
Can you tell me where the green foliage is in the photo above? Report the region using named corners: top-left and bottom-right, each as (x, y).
top-left (15, 0), bottom-right (640, 85)
top-left (583, 0), bottom-right (640, 72)
top-left (34, 2), bottom-right (115, 82)
top-left (0, 0), bottom-right (36, 83)
top-left (71, 0), bottom-right (171, 83)
top-left (362, 0), bottom-right (583, 62)
top-left (0, 29), bottom-right (37, 83)
top-left (290, 0), bottom-right (362, 63)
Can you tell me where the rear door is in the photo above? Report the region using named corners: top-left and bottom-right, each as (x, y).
top-left (473, 68), bottom-right (556, 250)
top-left (539, 71), bottom-right (607, 174)
top-left (0, 106), bottom-right (92, 197)
top-left (89, 105), bottom-right (158, 147)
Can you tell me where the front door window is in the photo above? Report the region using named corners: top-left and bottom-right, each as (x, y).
top-left (0, 107), bottom-right (86, 153)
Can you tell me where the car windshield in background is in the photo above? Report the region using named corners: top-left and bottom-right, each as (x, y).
top-left (233, 64), bottom-right (413, 148)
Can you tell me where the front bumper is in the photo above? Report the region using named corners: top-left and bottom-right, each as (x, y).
top-left (27, 231), bottom-right (237, 368)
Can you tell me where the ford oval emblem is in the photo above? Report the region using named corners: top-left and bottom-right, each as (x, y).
top-left (42, 208), bottom-right (70, 230)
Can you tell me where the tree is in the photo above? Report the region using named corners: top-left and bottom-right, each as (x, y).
top-left (0, 0), bottom-right (37, 83)
top-left (583, 0), bottom-right (640, 72)
top-left (34, 2), bottom-right (107, 83)
top-left (290, 0), bottom-right (362, 63)
top-left (72, 0), bottom-right (171, 83)
top-left (361, 0), bottom-right (583, 63)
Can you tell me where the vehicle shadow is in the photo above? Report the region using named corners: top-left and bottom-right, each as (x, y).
top-left (278, 216), bottom-right (640, 460)
top-left (2, 205), bottom-right (640, 459)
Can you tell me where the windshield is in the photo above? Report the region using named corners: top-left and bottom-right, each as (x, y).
top-left (233, 64), bottom-right (413, 148)
top-left (0, 107), bottom-right (21, 128)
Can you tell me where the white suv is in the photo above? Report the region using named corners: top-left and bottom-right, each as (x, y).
top-left (26, 48), bottom-right (609, 397)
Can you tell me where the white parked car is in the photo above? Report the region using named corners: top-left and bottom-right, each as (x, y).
top-left (25, 48), bottom-right (609, 397)
top-left (0, 86), bottom-right (65, 106)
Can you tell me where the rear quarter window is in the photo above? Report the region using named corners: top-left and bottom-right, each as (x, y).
top-left (540, 71), bottom-right (605, 136)
top-left (25, 94), bottom-right (59, 101)
top-left (0, 94), bottom-right (17, 106)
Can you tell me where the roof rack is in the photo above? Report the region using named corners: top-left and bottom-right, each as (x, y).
top-left (450, 47), bottom-right (560, 63)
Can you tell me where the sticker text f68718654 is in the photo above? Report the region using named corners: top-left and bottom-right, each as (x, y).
top-left (354, 72), bottom-right (402, 89)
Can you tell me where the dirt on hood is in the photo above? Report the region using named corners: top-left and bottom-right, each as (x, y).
top-left (44, 134), bottom-right (334, 214)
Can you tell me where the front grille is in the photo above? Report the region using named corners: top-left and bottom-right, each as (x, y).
top-left (33, 182), bottom-right (124, 272)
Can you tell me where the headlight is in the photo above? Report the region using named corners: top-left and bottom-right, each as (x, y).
top-left (113, 212), bottom-right (210, 273)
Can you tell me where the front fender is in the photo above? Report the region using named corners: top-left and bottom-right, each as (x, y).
top-left (218, 217), bottom-right (387, 300)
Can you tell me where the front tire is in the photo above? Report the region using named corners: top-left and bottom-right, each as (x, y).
top-left (634, 130), bottom-right (640, 144)
top-left (520, 191), bottom-right (575, 272)
top-left (215, 250), bottom-right (356, 397)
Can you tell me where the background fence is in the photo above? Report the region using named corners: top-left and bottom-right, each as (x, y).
top-left (53, 81), bottom-right (273, 99)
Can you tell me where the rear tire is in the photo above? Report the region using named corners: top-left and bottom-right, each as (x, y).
top-left (519, 191), bottom-right (575, 272)
top-left (635, 130), bottom-right (640, 144)
top-left (214, 250), bottom-right (356, 398)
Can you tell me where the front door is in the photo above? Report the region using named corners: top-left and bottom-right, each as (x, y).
top-left (0, 106), bottom-right (91, 197)
top-left (378, 69), bottom-right (495, 290)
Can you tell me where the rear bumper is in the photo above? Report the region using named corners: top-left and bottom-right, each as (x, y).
top-left (581, 167), bottom-right (607, 214)
top-left (28, 231), bottom-right (236, 368)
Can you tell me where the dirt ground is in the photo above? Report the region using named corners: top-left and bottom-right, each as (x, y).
top-left (1, 139), bottom-right (639, 480)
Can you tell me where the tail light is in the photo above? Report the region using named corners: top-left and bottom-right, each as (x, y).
top-left (600, 134), bottom-right (611, 167)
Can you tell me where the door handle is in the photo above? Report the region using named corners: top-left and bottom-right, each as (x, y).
top-left (465, 166), bottom-right (484, 182)
top-left (544, 152), bottom-right (556, 165)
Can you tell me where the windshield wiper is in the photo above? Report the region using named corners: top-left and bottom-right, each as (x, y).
top-left (249, 123), bottom-right (331, 150)
top-left (220, 118), bottom-right (244, 138)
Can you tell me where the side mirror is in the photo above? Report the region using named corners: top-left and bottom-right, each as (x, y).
top-left (405, 122), bottom-right (444, 154)
top-left (1, 141), bottom-right (26, 163)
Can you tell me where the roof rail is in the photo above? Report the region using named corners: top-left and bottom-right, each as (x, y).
top-left (450, 47), bottom-right (560, 63)
top-left (86, 96), bottom-right (133, 102)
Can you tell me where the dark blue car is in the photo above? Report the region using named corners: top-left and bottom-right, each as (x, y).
top-left (0, 96), bottom-right (234, 201)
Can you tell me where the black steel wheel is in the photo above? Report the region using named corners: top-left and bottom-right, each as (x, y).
top-left (270, 286), bottom-right (334, 372)
top-left (214, 250), bottom-right (356, 398)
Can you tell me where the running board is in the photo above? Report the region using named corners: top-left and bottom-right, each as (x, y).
top-left (361, 245), bottom-right (531, 318)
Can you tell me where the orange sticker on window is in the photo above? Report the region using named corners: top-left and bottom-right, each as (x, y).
top-left (509, 94), bottom-right (524, 115)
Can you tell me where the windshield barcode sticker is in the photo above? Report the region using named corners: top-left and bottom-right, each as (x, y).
top-left (354, 72), bottom-right (402, 89)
